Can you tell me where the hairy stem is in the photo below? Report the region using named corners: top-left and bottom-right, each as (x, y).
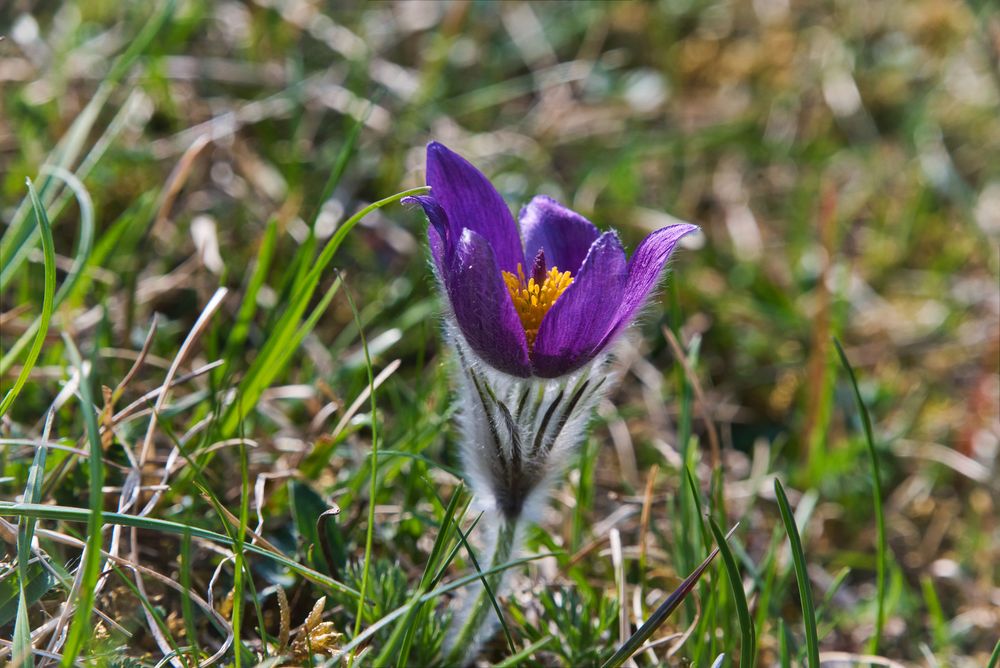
top-left (446, 513), bottom-right (519, 665)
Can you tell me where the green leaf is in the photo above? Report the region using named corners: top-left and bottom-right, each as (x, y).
top-left (0, 168), bottom-right (93, 377)
top-left (602, 532), bottom-right (727, 668)
top-left (708, 518), bottom-right (755, 667)
top-left (0, 561), bottom-right (57, 627)
top-left (833, 338), bottom-right (887, 654)
top-left (773, 478), bottom-right (819, 668)
top-left (289, 480), bottom-right (346, 574)
top-left (0, 180), bottom-right (57, 418)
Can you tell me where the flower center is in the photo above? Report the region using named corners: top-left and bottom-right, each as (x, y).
top-left (502, 263), bottom-right (574, 349)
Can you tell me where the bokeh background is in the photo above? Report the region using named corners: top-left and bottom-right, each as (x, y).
top-left (2, 1), bottom-right (998, 666)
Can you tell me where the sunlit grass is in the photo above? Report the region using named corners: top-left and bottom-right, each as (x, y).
top-left (1, 0), bottom-right (997, 666)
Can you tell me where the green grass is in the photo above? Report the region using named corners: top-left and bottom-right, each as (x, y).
top-left (834, 337), bottom-right (888, 655)
top-left (2, 0), bottom-right (998, 666)
top-left (774, 478), bottom-right (820, 668)
top-left (0, 182), bottom-right (56, 418)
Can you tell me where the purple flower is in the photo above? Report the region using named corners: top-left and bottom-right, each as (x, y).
top-left (406, 142), bottom-right (697, 379)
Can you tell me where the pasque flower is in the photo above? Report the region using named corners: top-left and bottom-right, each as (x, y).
top-left (405, 142), bottom-right (697, 379)
top-left (407, 142), bottom-right (697, 664)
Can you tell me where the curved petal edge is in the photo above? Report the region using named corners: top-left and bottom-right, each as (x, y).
top-left (519, 195), bottom-right (601, 275)
top-left (604, 223), bottom-right (699, 344)
top-left (427, 142), bottom-right (525, 273)
top-left (531, 231), bottom-right (627, 378)
top-left (444, 228), bottom-right (532, 377)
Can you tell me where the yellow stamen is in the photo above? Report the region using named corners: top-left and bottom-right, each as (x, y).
top-left (502, 263), bottom-right (574, 349)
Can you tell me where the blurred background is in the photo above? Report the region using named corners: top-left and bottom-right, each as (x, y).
top-left (2, 0), bottom-right (998, 665)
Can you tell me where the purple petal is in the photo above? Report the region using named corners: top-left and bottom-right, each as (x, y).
top-left (444, 228), bottom-right (532, 377)
top-left (604, 223), bottom-right (699, 343)
top-left (520, 195), bottom-right (601, 275)
top-left (530, 232), bottom-right (627, 378)
top-left (427, 142), bottom-right (525, 273)
top-left (404, 194), bottom-right (450, 271)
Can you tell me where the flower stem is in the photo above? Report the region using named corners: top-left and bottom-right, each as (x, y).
top-left (446, 513), bottom-right (519, 665)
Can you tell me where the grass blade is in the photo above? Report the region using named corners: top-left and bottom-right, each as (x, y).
top-left (374, 487), bottom-right (467, 667)
top-left (12, 412), bottom-right (54, 668)
top-left (773, 478), bottom-right (819, 668)
top-left (0, 502), bottom-right (358, 598)
top-left (920, 576), bottom-right (948, 650)
top-left (58, 335), bottom-right (106, 665)
top-left (179, 523), bottom-right (201, 660)
top-left (491, 635), bottom-right (554, 668)
top-left (0, 0), bottom-right (175, 285)
top-left (778, 618), bottom-right (792, 668)
top-left (448, 514), bottom-right (518, 659)
top-left (987, 638), bottom-right (999, 668)
top-left (708, 518), bottom-right (755, 667)
top-left (344, 278), bottom-right (380, 668)
top-left (231, 440), bottom-right (252, 667)
top-left (107, 563), bottom-right (183, 662)
top-left (12, 590), bottom-right (32, 668)
top-left (833, 338), bottom-right (887, 654)
top-left (0, 180), bottom-right (57, 418)
top-left (601, 528), bottom-right (730, 668)
top-left (218, 218), bottom-right (279, 379)
top-left (219, 186), bottom-right (427, 436)
top-left (331, 551), bottom-right (558, 662)
top-left (0, 169), bottom-right (93, 376)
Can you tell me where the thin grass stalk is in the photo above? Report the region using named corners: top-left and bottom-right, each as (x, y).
top-left (490, 636), bottom-right (554, 668)
top-left (816, 567), bottom-right (852, 629)
top-left (58, 335), bottom-right (106, 665)
top-left (833, 338), bottom-right (887, 654)
top-left (12, 412), bottom-right (53, 668)
top-left (231, 439), bottom-right (251, 667)
top-left (108, 564), bottom-right (184, 662)
top-left (447, 513), bottom-right (517, 656)
top-left (753, 526), bottom-right (784, 655)
top-left (343, 279), bottom-right (380, 668)
top-left (179, 522), bottom-right (201, 659)
top-left (920, 577), bottom-right (948, 651)
top-left (217, 218), bottom-right (279, 384)
top-left (778, 619), bottom-right (792, 668)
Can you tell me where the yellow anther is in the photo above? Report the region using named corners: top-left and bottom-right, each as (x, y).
top-left (502, 263), bottom-right (574, 349)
